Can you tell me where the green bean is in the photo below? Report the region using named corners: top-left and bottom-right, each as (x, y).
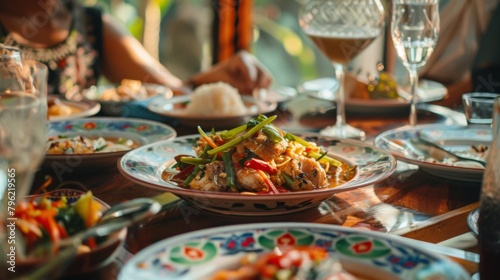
top-left (308, 151), bottom-right (342, 167)
top-left (282, 173), bottom-right (294, 188)
top-left (180, 157), bottom-right (212, 165)
top-left (262, 124), bottom-right (283, 143)
top-left (220, 124), bottom-right (247, 139)
top-left (222, 151), bottom-right (238, 192)
top-left (183, 165), bottom-right (203, 186)
top-left (284, 132), bottom-right (311, 147)
top-left (207, 115), bottom-right (277, 155)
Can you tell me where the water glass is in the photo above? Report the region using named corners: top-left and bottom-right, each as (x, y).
top-left (462, 92), bottom-right (498, 126)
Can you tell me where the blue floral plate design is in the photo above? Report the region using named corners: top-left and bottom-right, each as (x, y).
top-left (118, 223), bottom-right (470, 280)
top-left (374, 124), bottom-right (492, 182)
top-left (43, 117), bottom-right (176, 172)
top-left (118, 133), bottom-right (397, 215)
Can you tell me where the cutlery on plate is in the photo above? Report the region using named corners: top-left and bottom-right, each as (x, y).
top-left (410, 136), bottom-right (486, 167)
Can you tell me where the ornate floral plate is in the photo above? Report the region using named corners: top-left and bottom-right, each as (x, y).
top-left (147, 95), bottom-right (277, 129)
top-left (118, 223), bottom-right (469, 280)
top-left (302, 78), bottom-right (447, 113)
top-left (43, 117), bottom-right (176, 172)
top-left (118, 133), bottom-right (397, 216)
top-left (374, 124), bottom-right (492, 182)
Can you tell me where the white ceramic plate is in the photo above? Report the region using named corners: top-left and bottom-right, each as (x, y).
top-left (118, 133), bottom-right (397, 216)
top-left (301, 78), bottom-right (447, 113)
top-left (147, 95), bottom-right (278, 129)
top-left (118, 223), bottom-right (469, 280)
top-left (82, 83), bottom-right (173, 116)
top-left (48, 95), bottom-right (101, 121)
top-left (374, 124), bottom-right (492, 182)
top-left (43, 117), bottom-right (176, 171)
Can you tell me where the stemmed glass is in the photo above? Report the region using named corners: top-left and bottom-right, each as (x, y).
top-left (391, 0), bottom-right (439, 126)
top-left (299, 0), bottom-right (385, 139)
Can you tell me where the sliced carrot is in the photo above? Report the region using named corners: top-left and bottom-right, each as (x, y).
top-left (257, 170), bottom-right (279, 194)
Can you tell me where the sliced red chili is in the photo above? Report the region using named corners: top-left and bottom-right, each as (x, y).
top-left (244, 158), bottom-right (277, 174)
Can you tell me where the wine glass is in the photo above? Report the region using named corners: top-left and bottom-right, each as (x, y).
top-left (391, 0), bottom-right (439, 126)
top-left (299, 0), bottom-right (385, 139)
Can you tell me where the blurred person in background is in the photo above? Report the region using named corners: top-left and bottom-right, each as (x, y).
top-left (0, 0), bottom-right (272, 98)
top-left (386, 0), bottom-right (500, 108)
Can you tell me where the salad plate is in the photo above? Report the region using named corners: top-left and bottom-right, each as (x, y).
top-left (301, 78), bottom-right (447, 113)
top-left (48, 95), bottom-right (101, 121)
top-left (374, 124), bottom-right (492, 182)
top-left (147, 95), bottom-right (277, 129)
top-left (118, 223), bottom-right (469, 280)
top-left (43, 117), bottom-right (176, 172)
top-left (18, 188), bottom-right (127, 278)
top-left (118, 132), bottom-right (396, 216)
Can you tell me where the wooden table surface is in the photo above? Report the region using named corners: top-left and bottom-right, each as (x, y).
top-left (30, 98), bottom-right (481, 279)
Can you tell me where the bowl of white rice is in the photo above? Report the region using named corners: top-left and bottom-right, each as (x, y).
top-left (148, 82), bottom-right (278, 129)
top-left (183, 82), bottom-right (250, 116)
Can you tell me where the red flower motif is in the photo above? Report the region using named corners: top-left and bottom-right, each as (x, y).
top-left (183, 246), bottom-right (204, 260)
top-left (227, 240), bottom-right (236, 249)
top-left (83, 122), bottom-right (97, 130)
top-left (351, 241), bottom-right (373, 254)
top-left (276, 233), bottom-right (296, 247)
top-left (65, 124), bottom-right (72, 129)
top-left (136, 125), bottom-right (148, 131)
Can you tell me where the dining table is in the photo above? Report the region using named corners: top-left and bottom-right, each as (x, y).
top-left (29, 95), bottom-right (482, 280)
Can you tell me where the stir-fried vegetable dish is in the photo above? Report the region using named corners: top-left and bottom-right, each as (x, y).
top-left (46, 135), bottom-right (138, 154)
top-left (167, 115), bottom-right (356, 194)
top-left (15, 191), bottom-right (103, 256)
top-left (212, 246), bottom-right (358, 280)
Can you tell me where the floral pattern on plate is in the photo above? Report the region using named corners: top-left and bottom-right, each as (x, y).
top-left (374, 124), bottom-right (492, 182)
top-left (43, 117), bottom-right (176, 171)
top-left (118, 223), bottom-right (469, 280)
top-left (118, 133), bottom-right (397, 215)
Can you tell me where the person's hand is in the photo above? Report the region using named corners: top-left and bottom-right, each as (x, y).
top-left (188, 50), bottom-right (273, 94)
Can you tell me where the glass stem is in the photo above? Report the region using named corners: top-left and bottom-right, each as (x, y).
top-left (408, 68), bottom-right (419, 127)
top-left (334, 63), bottom-right (346, 129)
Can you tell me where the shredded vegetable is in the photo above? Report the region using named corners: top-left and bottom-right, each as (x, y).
top-left (166, 114), bottom-right (356, 194)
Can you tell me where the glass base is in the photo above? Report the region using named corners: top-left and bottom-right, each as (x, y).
top-left (320, 124), bottom-right (366, 140)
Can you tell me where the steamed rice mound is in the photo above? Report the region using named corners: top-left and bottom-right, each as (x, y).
top-left (184, 82), bottom-right (247, 116)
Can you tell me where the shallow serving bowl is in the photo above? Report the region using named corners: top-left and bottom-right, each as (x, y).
top-left (43, 117), bottom-right (176, 172)
top-left (118, 132), bottom-right (397, 216)
top-left (17, 188), bottom-right (127, 278)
